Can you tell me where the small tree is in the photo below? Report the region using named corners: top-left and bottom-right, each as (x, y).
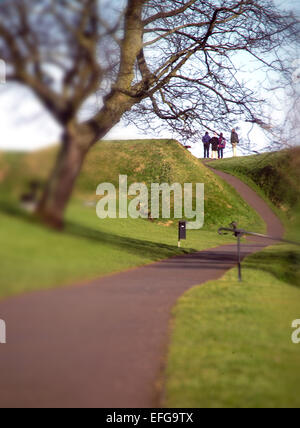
top-left (0, 0), bottom-right (298, 228)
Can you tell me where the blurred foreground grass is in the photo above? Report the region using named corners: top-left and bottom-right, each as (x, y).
top-left (165, 243), bottom-right (300, 408)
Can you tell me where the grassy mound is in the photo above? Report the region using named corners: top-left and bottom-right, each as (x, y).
top-left (210, 149), bottom-right (300, 235)
top-left (0, 139), bottom-right (264, 231)
top-left (0, 139), bottom-right (264, 299)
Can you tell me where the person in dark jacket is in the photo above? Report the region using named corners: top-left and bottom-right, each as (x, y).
top-left (218, 133), bottom-right (226, 159)
top-left (231, 129), bottom-right (239, 157)
top-left (202, 132), bottom-right (211, 159)
top-left (210, 133), bottom-right (219, 159)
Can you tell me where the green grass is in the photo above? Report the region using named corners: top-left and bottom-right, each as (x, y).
top-left (165, 244), bottom-right (300, 408)
top-left (210, 149), bottom-right (300, 239)
top-left (165, 149), bottom-right (300, 408)
top-left (0, 200), bottom-right (238, 300)
top-left (2, 141), bottom-right (299, 406)
top-left (0, 139), bottom-right (265, 299)
top-left (0, 140), bottom-right (265, 231)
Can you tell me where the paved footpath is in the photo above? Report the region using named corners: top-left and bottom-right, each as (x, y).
top-left (0, 168), bottom-right (284, 408)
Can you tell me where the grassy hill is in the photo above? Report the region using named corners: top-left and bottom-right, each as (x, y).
top-left (210, 149), bottom-right (300, 237)
top-left (0, 139), bottom-right (265, 299)
top-left (0, 139), bottom-right (265, 231)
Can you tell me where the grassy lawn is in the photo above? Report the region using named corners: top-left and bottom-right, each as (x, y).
top-left (0, 200), bottom-right (238, 300)
top-left (0, 139), bottom-right (265, 299)
top-left (165, 150), bottom-right (300, 408)
top-left (165, 244), bottom-right (300, 408)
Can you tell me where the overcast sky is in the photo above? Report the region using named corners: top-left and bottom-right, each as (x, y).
top-left (0, 0), bottom-right (299, 156)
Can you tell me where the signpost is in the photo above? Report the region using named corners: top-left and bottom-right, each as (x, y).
top-left (218, 222), bottom-right (300, 282)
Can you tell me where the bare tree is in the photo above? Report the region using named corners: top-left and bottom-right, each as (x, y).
top-left (0, 0), bottom-right (298, 228)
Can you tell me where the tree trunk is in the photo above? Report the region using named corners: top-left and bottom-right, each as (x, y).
top-left (36, 66), bottom-right (139, 230)
top-left (36, 129), bottom-right (93, 229)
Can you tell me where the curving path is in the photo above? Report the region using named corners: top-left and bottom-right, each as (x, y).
top-left (0, 167), bottom-right (284, 408)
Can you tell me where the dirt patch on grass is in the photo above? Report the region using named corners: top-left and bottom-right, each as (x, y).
top-left (157, 220), bottom-right (174, 227)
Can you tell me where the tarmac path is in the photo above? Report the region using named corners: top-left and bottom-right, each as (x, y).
top-left (0, 167), bottom-right (284, 408)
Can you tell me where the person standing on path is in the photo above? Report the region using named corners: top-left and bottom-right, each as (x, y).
top-left (231, 129), bottom-right (239, 157)
top-left (202, 132), bottom-right (211, 159)
top-left (218, 133), bottom-right (226, 159)
top-left (210, 133), bottom-right (219, 160)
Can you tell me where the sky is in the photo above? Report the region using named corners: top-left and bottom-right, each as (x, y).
top-left (0, 0), bottom-right (299, 156)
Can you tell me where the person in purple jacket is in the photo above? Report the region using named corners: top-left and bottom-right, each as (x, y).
top-left (218, 133), bottom-right (226, 159)
top-left (202, 132), bottom-right (211, 159)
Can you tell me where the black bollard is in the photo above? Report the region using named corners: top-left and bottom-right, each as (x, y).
top-left (178, 221), bottom-right (187, 247)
